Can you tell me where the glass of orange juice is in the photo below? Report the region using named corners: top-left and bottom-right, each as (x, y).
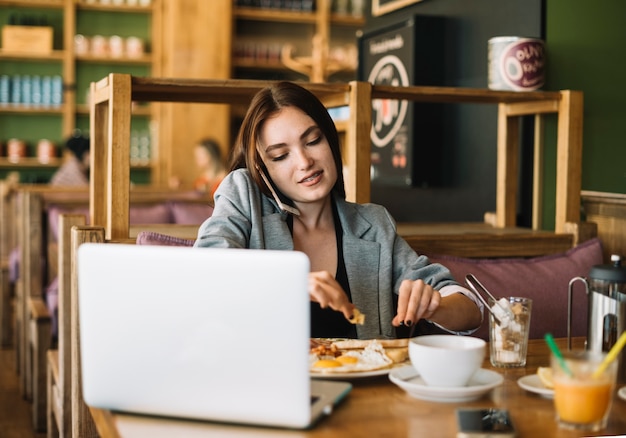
top-left (551, 350), bottom-right (618, 431)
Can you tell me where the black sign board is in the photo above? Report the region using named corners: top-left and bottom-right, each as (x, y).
top-left (358, 17), bottom-right (445, 187)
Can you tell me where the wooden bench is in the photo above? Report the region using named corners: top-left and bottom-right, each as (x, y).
top-left (48, 218), bottom-right (105, 438)
top-left (8, 185), bottom-right (211, 432)
top-left (40, 184), bottom-right (207, 436)
top-left (0, 178), bottom-right (19, 348)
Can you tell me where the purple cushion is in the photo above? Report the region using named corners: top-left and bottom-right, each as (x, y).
top-left (427, 238), bottom-right (604, 340)
top-left (169, 202), bottom-right (214, 225)
top-left (135, 231), bottom-right (195, 247)
top-left (129, 204), bottom-right (173, 225)
top-left (48, 203), bottom-right (175, 242)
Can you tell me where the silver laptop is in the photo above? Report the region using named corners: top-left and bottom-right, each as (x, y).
top-left (77, 243), bottom-right (351, 429)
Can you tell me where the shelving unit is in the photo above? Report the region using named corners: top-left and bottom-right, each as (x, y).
top-left (0, 0), bottom-right (158, 182)
top-left (232, 0), bottom-right (363, 82)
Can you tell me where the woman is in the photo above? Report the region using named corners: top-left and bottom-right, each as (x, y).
top-left (50, 133), bottom-right (90, 186)
top-left (192, 138), bottom-right (226, 197)
top-left (195, 81), bottom-right (482, 339)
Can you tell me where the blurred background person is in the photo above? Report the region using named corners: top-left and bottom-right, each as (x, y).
top-left (192, 138), bottom-right (226, 197)
top-left (50, 132), bottom-right (90, 186)
top-left (169, 138), bottom-right (226, 199)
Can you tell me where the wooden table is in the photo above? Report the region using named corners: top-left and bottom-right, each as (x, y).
top-left (89, 338), bottom-right (626, 437)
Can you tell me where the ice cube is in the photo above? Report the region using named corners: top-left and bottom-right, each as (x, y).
top-left (491, 302), bottom-right (511, 328)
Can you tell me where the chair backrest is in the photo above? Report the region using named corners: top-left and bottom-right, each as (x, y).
top-left (56, 213), bottom-right (87, 435)
top-left (69, 224), bottom-right (105, 437)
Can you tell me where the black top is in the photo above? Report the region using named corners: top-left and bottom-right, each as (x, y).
top-left (288, 201), bottom-right (357, 339)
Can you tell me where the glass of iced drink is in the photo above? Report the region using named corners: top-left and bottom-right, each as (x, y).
top-left (489, 296), bottom-right (532, 367)
top-left (551, 350), bottom-right (617, 431)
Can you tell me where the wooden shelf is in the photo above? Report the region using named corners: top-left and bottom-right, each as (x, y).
top-left (75, 103), bottom-right (151, 116)
top-left (330, 13), bottom-right (365, 27)
top-left (0, 0), bottom-right (157, 182)
top-left (233, 0), bottom-right (362, 82)
top-left (233, 58), bottom-right (290, 72)
top-left (0, 50), bottom-right (65, 61)
top-left (75, 54), bottom-right (152, 65)
top-left (0, 157), bottom-right (60, 168)
top-left (0, 0), bottom-right (64, 8)
top-left (0, 105), bottom-right (64, 114)
top-left (234, 7), bottom-right (317, 24)
top-left (75, 2), bottom-right (153, 13)
top-left (234, 7), bottom-right (363, 27)
top-left (0, 157), bottom-right (152, 170)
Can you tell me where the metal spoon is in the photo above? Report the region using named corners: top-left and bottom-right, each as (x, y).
top-left (465, 274), bottom-right (514, 326)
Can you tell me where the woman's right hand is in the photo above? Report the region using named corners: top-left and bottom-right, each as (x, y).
top-left (308, 271), bottom-right (355, 320)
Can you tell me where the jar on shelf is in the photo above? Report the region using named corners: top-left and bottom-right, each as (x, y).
top-left (37, 139), bottom-right (56, 163)
top-left (75, 34), bottom-right (90, 56)
top-left (7, 139), bottom-right (27, 162)
top-left (126, 37), bottom-right (144, 58)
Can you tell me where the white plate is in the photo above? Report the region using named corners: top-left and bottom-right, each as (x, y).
top-left (517, 374), bottom-right (554, 398)
top-left (310, 362), bottom-right (407, 380)
top-left (619, 386), bottom-right (626, 401)
top-left (388, 365), bottom-right (503, 403)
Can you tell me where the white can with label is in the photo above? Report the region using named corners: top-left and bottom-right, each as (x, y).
top-left (488, 36), bottom-right (545, 91)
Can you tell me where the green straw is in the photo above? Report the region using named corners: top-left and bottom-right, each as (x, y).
top-left (544, 333), bottom-right (573, 377)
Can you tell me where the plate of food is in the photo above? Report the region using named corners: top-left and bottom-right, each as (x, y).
top-left (309, 338), bottom-right (410, 379)
top-left (517, 367), bottom-right (554, 398)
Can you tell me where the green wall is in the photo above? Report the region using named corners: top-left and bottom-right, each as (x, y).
top-left (544, 0), bottom-right (626, 227)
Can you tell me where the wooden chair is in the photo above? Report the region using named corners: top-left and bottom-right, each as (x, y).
top-left (14, 189), bottom-right (47, 407)
top-left (47, 214), bottom-right (89, 437)
top-left (0, 178), bottom-right (18, 347)
top-left (46, 222), bottom-right (199, 437)
top-left (10, 185), bottom-right (209, 433)
top-left (48, 221), bottom-right (107, 438)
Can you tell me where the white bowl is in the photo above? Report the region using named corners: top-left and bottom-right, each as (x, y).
top-left (409, 335), bottom-right (486, 387)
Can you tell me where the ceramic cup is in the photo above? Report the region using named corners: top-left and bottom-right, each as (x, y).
top-left (409, 335), bottom-right (486, 387)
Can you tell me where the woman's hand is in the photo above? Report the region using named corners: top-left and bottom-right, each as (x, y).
top-left (309, 271), bottom-right (355, 320)
top-left (392, 279), bottom-right (441, 327)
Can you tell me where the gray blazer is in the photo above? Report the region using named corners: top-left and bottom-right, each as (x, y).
top-left (195, 169), bottom-right (469, 339)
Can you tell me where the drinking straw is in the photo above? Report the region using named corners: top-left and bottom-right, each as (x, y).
top-left (544, 333), bottom-right (573, 377)
top-left (592, 331), bottom-right (626, 380)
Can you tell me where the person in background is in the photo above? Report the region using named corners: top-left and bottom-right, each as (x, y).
top-left (194, 81), bottom-right (483, 339)
top-left (49, 132), bottom-right (90, 186)
top-left (47, 132), bottom-right (89, 339)
top-left (191, 138), bottom-right (227, 198)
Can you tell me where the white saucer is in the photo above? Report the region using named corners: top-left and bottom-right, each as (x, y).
top-left (619, 386), bottom-right (626, 401)
top-left (388, 365), bottom-right (503, 403)
top-left (517, 374), bottom-right (554, 398)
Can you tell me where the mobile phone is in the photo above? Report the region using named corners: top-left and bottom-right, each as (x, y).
top-left (456, 408), bottom-right (516, 438)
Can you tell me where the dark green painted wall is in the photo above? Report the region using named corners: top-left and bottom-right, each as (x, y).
top-left (543, 0), bottom-right (626, 228)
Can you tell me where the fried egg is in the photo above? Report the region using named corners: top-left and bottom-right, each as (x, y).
top-left (310, 340), bottom-right (392, 374)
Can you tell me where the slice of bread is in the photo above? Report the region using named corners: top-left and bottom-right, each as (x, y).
top-left (331, 338), bottom-right (409, 350)
top-left (384, 347), bottom-right (409, 363)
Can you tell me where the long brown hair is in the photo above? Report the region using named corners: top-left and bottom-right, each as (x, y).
top-left (229, 81), bottom-right (346, 199)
